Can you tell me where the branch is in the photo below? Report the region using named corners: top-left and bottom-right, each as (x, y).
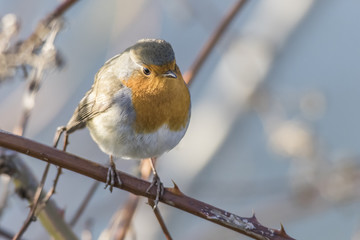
top-left (43, 0), bottom-right (79, 25)
top-left (0, 226), bottom-right (13, 240)
top-left (19, 0), bottom-right (79, 53)
top-left (148, 198), bottom-right (172, 240)
top-left (0, 130), bottom-right (294, 240)
top-left (0, 175), bottom-right (11, 219)
top-left (0, 149), bottom-right (78, 240)
top-left (183, 0), bottom-right (248, 85)
top-left (12, 163), bottom-right (51, 240)
top-left (0, 0), bottom-right (79, 83)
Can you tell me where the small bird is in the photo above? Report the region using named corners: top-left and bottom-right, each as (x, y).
top-left (58, 39), bottom-right (191, 204)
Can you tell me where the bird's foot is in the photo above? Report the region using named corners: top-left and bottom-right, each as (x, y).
top-left (104, 160), bottom-right (121, 192)
top-left (146, 173), bottom-right (164, 209)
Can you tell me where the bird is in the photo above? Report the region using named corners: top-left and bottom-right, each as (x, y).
top-left (56, 39), bottom-right (191, 205)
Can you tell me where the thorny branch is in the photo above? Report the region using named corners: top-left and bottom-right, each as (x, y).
top-left (0, 130), bottom-right (294, 240)
top-left (0, 0), bottom-right (294, 239)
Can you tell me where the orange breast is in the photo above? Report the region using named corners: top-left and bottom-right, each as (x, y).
top-left (124, 65), bottom-right (190, 134)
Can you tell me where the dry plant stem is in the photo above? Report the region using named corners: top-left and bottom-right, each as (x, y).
top-left (0, 176), bottom-right (11, 219)
top-left (0, 227), bottom-right (13, 240)
top-left (19, 0), bottom-right (79, 50)
top-left (146, 158), bottom-right (171, 238)
top-left (110, 158), bottom-right (171, 240)
top-left (13, 68), bottom-right (43, 136)
top-left (43, 0), bottom-right (79, 24)
top-left (11, 22), bottom-right (60, 233)
top-left (0, 130), bottom-right (294, 240)
top-left (13, 163), bottom-right (51, 240)
top-left (15, 129), bottom-right (68, 240)
top-left (3, 0), bottom-right (79, 238)
top-left (114, 194), bottom-right (140, 240)
top-left (0, 150), bottom-right (78, 240)
top-left (114, 160), bottom-right (151, 240)
top-left (148, 198), bottom-right (172, 240)
top-left (183, 0), bottom-right (248, 85)
top-left (42, 132), bottom-right (68, 204)
top-left (41, 165), bottom-right (63, 203)
top-left (145, 157), bottom-right (171, 239)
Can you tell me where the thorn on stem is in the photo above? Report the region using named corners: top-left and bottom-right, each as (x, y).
top-left (280, 223), bottom-right (285, 233)
top-left (168, 179), bottom-right (183, 196)
top-left (250, 212), bottom-right (259, 224)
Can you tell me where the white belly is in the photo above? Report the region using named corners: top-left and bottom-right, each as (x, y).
top-left (86, 105), bottom-right (188, 159)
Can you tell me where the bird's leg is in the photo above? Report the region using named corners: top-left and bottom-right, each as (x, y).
top-left (104, 155), bottom-right (122, 192)
top-left (146, 157), bottom-right (164, 209)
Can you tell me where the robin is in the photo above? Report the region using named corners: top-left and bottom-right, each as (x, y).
top-left (57, 39), bottom-right (191, 205)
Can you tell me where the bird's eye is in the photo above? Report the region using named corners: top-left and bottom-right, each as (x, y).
top-left (143, 67), bottom-right (151, 75)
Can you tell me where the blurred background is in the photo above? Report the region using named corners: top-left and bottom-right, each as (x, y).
top-left (1, 0), bottom-right (360, 239)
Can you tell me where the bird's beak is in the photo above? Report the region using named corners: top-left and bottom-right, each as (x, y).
top-left (163, 70), bottom-right (177, 79)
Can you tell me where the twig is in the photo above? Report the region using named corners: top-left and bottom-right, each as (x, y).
top-left (144, 157), bottom-right (171, 238)
top-left (13, 19), bottom-right (62, 136)
top-left (21, 126), bottom-right (67, 238)
top-left (0, 0), bottom-right (79, 238)
top-left (43, 0), bottom-right (79, 25)
top-left (12, 163), bottom-right (51, 240)
top-left (0, 149), bottom-right (78, 240)
top-left (183, 0), bottom-right (248, 85)
top-left (41, 128), bottom-right (68, 206)
top-left (100, 158), bottom-right (168, 240)
top-left (111, 163), bottom-right (146, 240)
top-left (99, 193), bottom-right (140, 240)
top-left (18, 0), bottom-right (79, 54)
top-left (40, 130), bottom-right (68, 207)
top-left (69, 181), bottom-right (100, 227)
top-left (116, 194), bottom-right (138, 240)
top-left (43, 131), bottom-right (69, 203)
top-left (148, 198), bottom-right (172, 240)
top-left (0, 130), bottom-right (295, 240)
top-left (0, 226), bottom-right (14, 240)
top-left (0, 175), bottom-right (11, 219)
top-left (12, 19), bottom-right (64, 239)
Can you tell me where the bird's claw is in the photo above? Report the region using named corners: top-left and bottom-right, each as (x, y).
top-left (104, 164), bottom-right (121, 192)
top-left (146, 174), bottom-right (164, 209)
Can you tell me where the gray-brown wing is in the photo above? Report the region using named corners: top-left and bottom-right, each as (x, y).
top-left (65, 54), bottom-right (125, 134)
top-left (66, 79), bottom-right (123, 134)
top-left (65, 90), bottom-right (97, 133)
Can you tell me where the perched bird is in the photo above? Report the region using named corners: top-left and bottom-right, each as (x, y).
top-left (57, 39), bottom-right (191, 204)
